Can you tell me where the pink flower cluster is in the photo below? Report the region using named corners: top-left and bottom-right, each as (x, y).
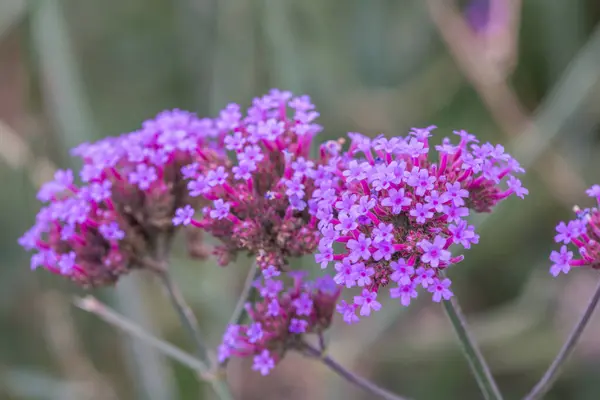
top-left (218, 272), bottom-right (340, 375)
top-left (549, 185), bottom-right (600, 276)
top-left (175, 90), bottom-right (339, 270)
top-left (19, 109), bottom-right (222, 286)
top-left (311, 127), bottom-right (527, 323)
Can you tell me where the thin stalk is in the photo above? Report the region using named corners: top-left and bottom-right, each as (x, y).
top-left (302, 342), bottom-right (409, 400)
top-left (74, 296), bottom-right (209, 373)
top-left (153, 236), bottom-right (232, 399)
top-left (442, 292), bottom-right (503, 400)
top-left (227, 262), bottom-right (259, 328)
top-left (155, 270), bottom-right (210, 363)
top-left (523, 279), bottom-right (600, 400)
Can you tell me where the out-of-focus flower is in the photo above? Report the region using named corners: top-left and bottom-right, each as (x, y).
top-left (312, 127), bottom-right (526, 323)
top-left (19, 110), bottom-right (224, 286)
top-left (549, 187), bottom-right (600, 277)
top-left (218, 273), bottom-right (340, 374)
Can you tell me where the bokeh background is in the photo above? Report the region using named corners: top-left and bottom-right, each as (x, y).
top-left (2, 0), bottom-right (600, 399)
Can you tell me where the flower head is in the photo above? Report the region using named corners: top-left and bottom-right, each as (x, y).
top-left (217, 273), bottom-right (340, 374)
top-left (312, 127), bottom-right (526, 323)
top-left (20, 109), bottom-right (223, 286)
top-left (548, 186), bottom-right (600, 277)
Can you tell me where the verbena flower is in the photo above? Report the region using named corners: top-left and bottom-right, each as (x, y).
top-left (549, 186), bottom-right (600, 277)
top-left (179, 90), bottom-right (337, 270)
top-left (218, 273), bottom-right (340, 374)
top-left (19, 110), bottom-right (223, 286)
top-left (312, 127), bottom-right (526, 323)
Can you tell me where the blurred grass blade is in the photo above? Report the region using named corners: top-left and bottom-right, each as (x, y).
top-left (28, 1), bottom-right (176, 399)
top-left (0, 0), bottom-right (25, 39)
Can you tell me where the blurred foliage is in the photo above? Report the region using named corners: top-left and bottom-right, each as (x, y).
top-left (1, 0), bottom-right (600, 399)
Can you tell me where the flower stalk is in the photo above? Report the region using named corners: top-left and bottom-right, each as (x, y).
top-left (301, 342), bottom-right (409, 400)
top-left (523, 279), bottom-right (600, 400)
top-left (74, 296), bottom-right (232, 399)
top-left (441, 278), bottom-right (503, 400)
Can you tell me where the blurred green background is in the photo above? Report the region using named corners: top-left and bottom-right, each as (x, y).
top-left (2, 0), bottom-right (600, 399)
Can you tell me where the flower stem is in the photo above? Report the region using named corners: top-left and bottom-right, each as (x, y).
top-left (74, 296), bottom-right (232, 399)
top-left (302, 342), bottom-right (409, 400)
top-left (156, 269), bottom-right (210, 363)
top-left (442, 295), bottom-right (503, 400)
top-left (523, 279), bottom-right (600, 400)
top-left (227, 261), bottom-right (259, 328)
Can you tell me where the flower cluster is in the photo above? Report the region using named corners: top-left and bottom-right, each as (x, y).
top-left (175, 90), bottom-right (336, 270)
top-left (18, 110), bottom-right (223, 286)
top-left (549, 185), bottom-right (600, 277)
top-left (312, 127), bottom-right (527, 323)
top-left (218, 272), bottom-right (340, 375)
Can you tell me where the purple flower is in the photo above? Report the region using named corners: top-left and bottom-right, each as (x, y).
top-left (292, 293), bottom-right (313, 316)
top-left (586, 184), bottom-right (600, 198)
top-left (343, 160), bottom-right (368, 182)
top-left (217, 344), bottom-right (231, 363)
top-left (209, 199), bottom-right (231, 220)
top-left (315, 245), bottom-right (333, 269)
top-left (252, 350), bottom-right (275, 376)
top-left (336, 300), bottom-right (359, 324)
top-left (181, 163), bottom-right (199, 179)
top-left (284, 179), bottom-right (305, 198)
top-left (443, 182), bottom-right (469, 207)
top-left (128, 164), bottom-right (158, 190)
top-left (418, 235), bottom-right (451, 267)
top-left (443, 205), bottom-right (469, 223)
top-left (390, 259), bottom-right (415, 285)
top-left (354, 263), bottom-right (375, 287)
top-left (187, 177), bottom-right (210, 197)
top-left (247, 322), bottom-right (263, 343)
top-left (260, 279), bottom-right (283, 298)
top-left (58, 251), bottom-right (77, 275)
top-left (424, 190), bottom-right (445, 213)
top-left (449, 220), bottom-right (479, 249)
top-left (507, 176), bottom-right (528, 199)
top-left (372, 240), bottom-right (394, 261)
top-left (390, 282), bottom-right (418, 306)
top-left (334, 258), bottom-right (358, 288)
top-left (233, 162), bottom-right (253, 181)
top-left (372, 223), bottom-right (394, 243)
top-left (266, 299), bottom-right (280, 316)
top-left (206, 166), bottom-right (229, 187)
top-left (346, 233), bottom-right (372, 262)
top-left (429, 278), bottom-right (453, 302)
top-left (239, 145), bottom-right (264, 165)
top-left (89, 180), bottom-right (112, 202)
top-left (413, 266), bottom-right (435, 288)
top-left (335, 193), bottom-right (358, 213)
top-left (336, 211), bottom-right (359, 233)
top-left (224, 132), bottom-right (246, 151)
top-left (554, 220), bottom-right (584, 244)
top-left (550, 245), bottom-right (573, 277)
top-left (410, 202), bottom-right (434, 224)
top-left (173, 205), bottom-right (195, 226)
top-left (405, 167), bottom-right (436, 196)
top-left (262, 265), bottom-right (281, 279)
top-left (289, 318), bottom-right (308, 333)
top-left (354, 289), bottom-right (381, 316)
top-left (99, 222), bottom-right (125, 241)
top-left (381, 188), bottom-right (412, 214)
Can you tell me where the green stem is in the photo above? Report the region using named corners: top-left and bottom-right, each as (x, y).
top-left (74, 296), bottom-right (231, 399)
top-left (523, 279), bottom-right (600, 400)
top-left (442, 287), bottom-right (503, 400)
